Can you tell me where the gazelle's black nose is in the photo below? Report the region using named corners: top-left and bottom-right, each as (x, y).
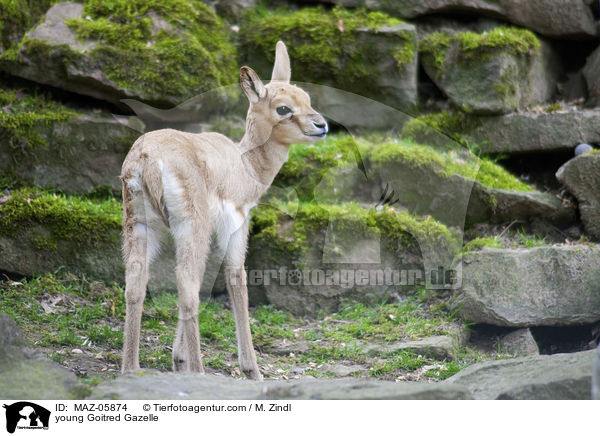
top-left (313, 121), bottom-right (326, 129)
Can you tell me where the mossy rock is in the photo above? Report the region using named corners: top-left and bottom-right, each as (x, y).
top-left (0, 84), bottom-right (140, 195)
top-left (0, 1), bottom-right (238, 108)
top-left (420, 26), bottom-right (560, 114)
top-left (0, 188), bottom-right (178, 292)
top-left (403, 109), bottom-right (600, 154)
top-left (247, 201), bottom-right (460, 316)
top-left (272, 136), bottom-right (573, 228)
top-left (240, 6), bottom-right (418, 112)
top-left (0, 0), bottom-right (57, 51)
top-left (300, 0), bottom-right (598, 38)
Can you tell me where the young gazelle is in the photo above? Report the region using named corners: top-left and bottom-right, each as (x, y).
top-left (120, 41), bottom-right (328, 380)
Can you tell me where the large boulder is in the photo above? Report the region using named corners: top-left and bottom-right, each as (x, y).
top-left (468, 110), bottom-right (600, 154)
top-left (240, 7), bottom-right (418, 112)
top-left (0, 2), bottom-right (237, 108)
top-left (0, 313), bottom-right (88, 399)
top-left (403, 109), bottom-right (600, 154)
top-left (556, 153), bottom-right (600, 240)
top-left (499, 0), bottom-right (597, 39)
top-left (583, 47), bottom-right (600, 108)
top-left (0, 188), bottom-right (175, 293)
top-left (312, 138), bottom-right (574, 228)
top-left (90, 372), bottom-right (473, 399)
top-left (299, 0), bottom-right (597, 38)
top-left (420, 27), bottom-right (560, 114)
top-left (452, 245), bottom-right (600, 327)
top-left (0, 88), bottom-right (139, 195)
top-left (447, 349), bottom-right (596, 399)
top-left (247, 202), bottom-right (460, 316)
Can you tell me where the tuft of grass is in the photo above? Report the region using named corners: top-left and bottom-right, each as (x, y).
top-left (463, 236), bottom-right (502, 252)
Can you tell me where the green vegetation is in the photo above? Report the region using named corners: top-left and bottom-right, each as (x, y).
top-left (420, 26), bottom-right (541, 71)
top-left (0, 0), bottom-right (56, 49)
top-left (275, 135), bottom-right (368, 201)
top-left (0, 187), bottom-right (122, 246)
top-left (0, 87), bottom-right (76, 149)
top-left (240, 6), bottom-right (414, 93)
top-left (2, 270), bottom-right (512, 382)
top-left (369, 139), bottom-right (531, 192)
top-left (463, 236), bottom-right (502, 253)
top-left (61, 0), bottom-right (237, 98)
top-left (401, 110), bottom-right (478, 146)
top-left (250, 200), bottom-right (460, 259)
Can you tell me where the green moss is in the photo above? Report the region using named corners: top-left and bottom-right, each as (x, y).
top-left (0, 187), bottom-right (122, 246)
top-left (462, 237), bottom-right (502, 252)
top-left (543, 101), bottom-right (563, 113)
top-left (0, 0), bottom-right (57, 50)
top-left (401, 111), bottom-right (479, 146)
top-left (275, 135), bottom-right (369, 201)
top-left (240, 6), bottom-right (413, 94)
top-left (251, 200), bottom-right (459, 259)
top-left (0, 87), bottom-right (76, 149)
top-left (369, 139), bottom-right (531, 192)
top-left (420, 26), bottom-right (541, 72)
top-left (28, 0), bottom-right (239, 100)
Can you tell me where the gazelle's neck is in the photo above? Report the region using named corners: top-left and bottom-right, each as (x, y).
top-left (240, 132), bottom-right (290, 190)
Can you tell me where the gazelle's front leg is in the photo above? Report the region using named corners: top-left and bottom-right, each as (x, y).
top-left (224, 219), bottom-right (263, 380)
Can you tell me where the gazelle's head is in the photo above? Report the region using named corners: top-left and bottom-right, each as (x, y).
top-left (240, 41), bottom-right (328, 147)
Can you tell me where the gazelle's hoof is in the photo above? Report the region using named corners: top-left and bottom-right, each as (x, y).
top-left (243, 367), bottom-right (264, 381)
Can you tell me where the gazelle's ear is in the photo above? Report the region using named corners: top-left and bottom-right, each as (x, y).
top-left (271, 40), bottom-right (291, 83)
top-left (240, 66), bottom-right (267, 103)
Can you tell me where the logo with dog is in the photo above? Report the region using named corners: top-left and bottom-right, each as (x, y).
top-left (3, 402), bottom-right (50, 434)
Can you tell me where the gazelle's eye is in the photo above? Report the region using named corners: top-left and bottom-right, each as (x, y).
top-left (276, 106), bottom-right (292, 116)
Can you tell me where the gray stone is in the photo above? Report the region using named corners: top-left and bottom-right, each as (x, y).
top-left (90, 372), bottom-right (473, 400)
top-left (593, 345), bottom-right (600, 400)
top-left (499, 0), bottom-right (597, 39)
top-left (468, 110), bottom-right (600, 154)
top-left (584, 46), bottom-right (600, 107)
top-left (0, 2), bottom-right (236, 108)
top-left (447, 350), bottom-right (595, 399)
top-left (363, 335), bottom-right (458, 360)
top-left (452, 245), bottom-right (600, 327)
top-left (0, 313), bottom-right (88, 400)
top-left (0, 112), bottom-right (139, 196)
top-left (556, 153), bottom-right (600, 240)
top-left (300, 0), bottom-right (597, 38)
top-left (421, 35), bottom-right (560, 115)
top-left (497, 329), bottom-right (540, 357)
top-left (321, 364), bottom-right (364, 377)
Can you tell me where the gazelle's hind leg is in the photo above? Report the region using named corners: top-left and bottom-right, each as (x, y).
top-left (171, 218), bottom-right (211, 372)
top-left (222, 219), bottom-right (263, 380)
top-left (122, 221), bottom-right (161, 372)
